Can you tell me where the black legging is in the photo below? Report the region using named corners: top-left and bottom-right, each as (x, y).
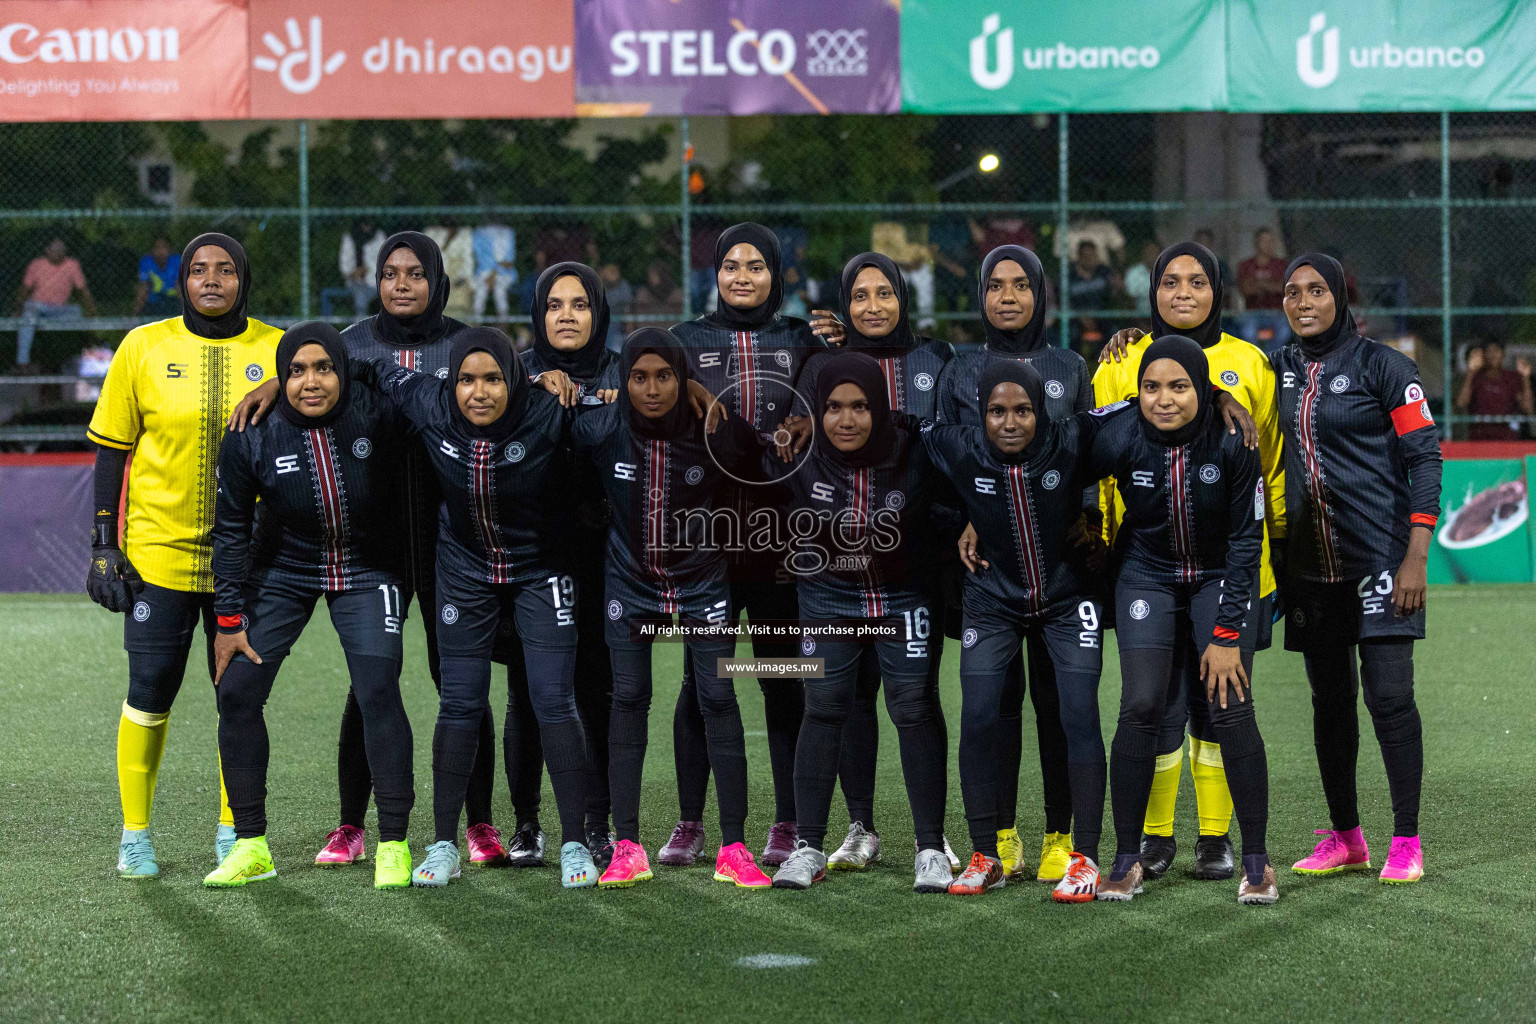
top-left (1304, 638), bottom-right (1422, 837)
top-left (1110, 646), bottom-right (1267, 861)
top-left (796, 640), bottom-right (947, 853)
top-left (222, 651), bottom-right (414, 841)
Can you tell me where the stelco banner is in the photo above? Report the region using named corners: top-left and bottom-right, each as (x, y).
top-left (1227, 0), bottom-right (1536, 111)
top-left (899, 0), bottom-right (1227, 113)
top-left (574, 0), bottom-right (900, 116)
top-left (0, 0), bottom-right (250, 121)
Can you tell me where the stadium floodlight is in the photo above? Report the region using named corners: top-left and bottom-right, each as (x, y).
top-left (979, 153), bottom-right (1000, 173)
top-left (936, 153), bottom-right (1001, 192)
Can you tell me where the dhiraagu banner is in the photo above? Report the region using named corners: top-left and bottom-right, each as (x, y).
top-left (899, 0), bottom-right (1226, 113)
top-left (1427, 458), bottom-right (1531, 585)
top-left (1227, 0), bottom-right (1536, 111)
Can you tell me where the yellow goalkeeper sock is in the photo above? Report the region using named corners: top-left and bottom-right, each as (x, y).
top-left (118, 703), bottom-right (169, 831)
top-left (1142, 743), bottom-right (1183, 837)
top-left (218, 752), bottom-right (235, 828)
top-left (1191, 736), bottom-right (1234, 836)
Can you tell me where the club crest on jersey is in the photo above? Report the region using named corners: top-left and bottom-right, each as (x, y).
top-left (800, 636), bottom-right (817, 656)
top-left (1220, 369), bottom-right (1240, 387)
top-left (133, 601), bottom-right (151, 622)
top-left (504, 441), bottom-right (526, 463)
top-left (1199, 464), bottom-right (1221, 484)
top-left (352, 438), bottom-right (372, 459)
top-left (775, 350), bottom-right (792, 368)
top-left (913, 372), bottom-right (934, 392)
top-left (685, 465), bottom-right (704, 485)
top-left (436, 367), bottom-right (449, 379)
top-left (245, 363), bottom-right (264, 382)
top-left (607, 600), bottom-right (623, 620)
top-left (1330, 375), bottom-right (1350, 393)
top-left (1292, 607), bottom-right (1307, 627)
top-left (885, 490), bottom-right (905, 510)
top-left (1128, 599), bottom-right (1150, 621)
top-left (1044, 379), bottom-right (1065, 399)
top-left (441, 604), bottom-right (459, 625)
top-left (962, 628), bottom-right (978, 648)
top-left (1042, 470), bottom-right (1061, 490)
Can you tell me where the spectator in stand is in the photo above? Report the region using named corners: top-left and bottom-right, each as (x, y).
top-left (1124, 239), bottom-right (1160, 316)
top-left (74, 342), bottom-right (115, 402)
top-left (599, 262), bottom-right (634, 351)
top-left (12, 237), bottom-right (96, 372)
top-left (425, 219), bottom-right (475, 319)
top-left (1067, 239), bottom-right (1115, 348)
top-left (1456, 339), bottom-right (1533, 441)
top-left (471, 218), bottom-right (517, 327)
top-left (969, 214), bottom-right (1035, 255)
top-left (339, 219), bottom-right (386, 317)
top-left (630, 260), bottom-right (684, 320)
top-left (133, 236), bottom-right (180, 317)
top-left (930, 214), bottom-right (976, 315)
top-left (1237, 227), bottom-right (1290, 350)
top-left (689, 224), bottom-right (724, 314)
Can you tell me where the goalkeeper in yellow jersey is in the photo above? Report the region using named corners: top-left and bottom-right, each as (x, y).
top-left (1091, 241), bottom-right (1285, 882)
top-left (85, 233), bottom-right (280, 878)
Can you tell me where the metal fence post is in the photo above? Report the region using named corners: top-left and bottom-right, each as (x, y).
top-left (1440, 111), bottom-right (1452, 428)
top-left (1057, 112), bottom-right (1070, 348)
top-left (299, 119), bottom-right (311, 319)
top-left (680, 115), bottom-right (692, 321)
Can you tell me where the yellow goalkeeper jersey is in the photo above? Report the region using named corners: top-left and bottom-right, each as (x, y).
top-left (1091, 331), bottom-right (1285, 599)
top-left (87, 316), bottom-right (280, 593)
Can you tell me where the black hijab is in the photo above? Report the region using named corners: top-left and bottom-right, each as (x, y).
top-left (1137, 335), bottom-right (1215, 447)
top-left (976, 357), bottom-right (1051, 465)
top-left (1285, 252), bottom-right (1358, 361)
top-left (621, 328), bottom-right (696, 442)
top-left (530, 262), bottom-right (610, 381)
top-left (1149, 241), bottom-right (1224, 350)
top-left (978, 245), bottom-right (1048, 354)
top-left (812, 350), bottom-right (898, 470)
top-left (274, 321), bottom-right (352, 429)
top-left (447, 327), bottom-right (527, 443)
top-left (840, 252), bottom-right (915, 357)
top-left (705, 222), bottom-right (782, 331)
top-left (373, 231), bottom-right (450, 348)
top-left (178, 232), bottom-right (250, 340)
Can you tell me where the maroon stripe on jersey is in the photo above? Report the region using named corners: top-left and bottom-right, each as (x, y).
top-left (1005, 465), bottom-right (1045, 615)
top-left (878, 357), bottom-right (903, 412)
top-left (646, 439), bottom-right (678, 613)
top-left (394, 349), bottom-right (419, 371)
top-left (306, 428), bottom-right (349, 590)
top-left (470, 441), bottom-right (511, 583)
top-left (1298, 363), bottom-right (1341, 581)
top-left (734, 331), bottom-right (756, 426)
top-left (1166, 447), bottom-right (1199, 583)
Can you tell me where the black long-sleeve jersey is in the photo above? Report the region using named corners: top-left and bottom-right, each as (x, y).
top-left (573, 403), bottom-right (763, 604)
top-left (1090, 405), bottom-right (1264, 644)
top-left (936, 344), bottom-right (1093, 427)
top-left (521, 346), bottom-right (623, 402)
top-left (212, 385), bottom-right (410, 621)
top-left (919, 406), bottom-right (1122, 622)
top-left (797, 338), bottom-right (955, 422)
top-left (1271, 335), bottom-right (1442, 583)
top-left (770, 432), bottom-right (938, 620)
top-left (352, 359), bottom-right (572, 587)
top-left (340, 314), bottom-right (468, 593)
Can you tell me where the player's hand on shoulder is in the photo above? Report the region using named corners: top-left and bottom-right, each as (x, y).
top-left (1099, 328), bottom-right (1144, 364)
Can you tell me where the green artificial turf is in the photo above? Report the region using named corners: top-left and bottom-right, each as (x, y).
top-left (2, 588), bottom-right (1533, 1022)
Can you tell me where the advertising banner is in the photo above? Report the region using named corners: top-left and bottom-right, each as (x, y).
top-left (899, 0), bottom-right (1225, 113)
top-left (0, 457), bottom-right (92, 593)
top-left (1228, 0), bottom-right (1536, 111)
top-left (574, 0), bottom-right (900, 116)
top-left (0, 0), bottom-right (250, 122)
top-left (249, 0), bottom-right (574, 118)
top-left (1428, 457), bottom-right (1531, 584)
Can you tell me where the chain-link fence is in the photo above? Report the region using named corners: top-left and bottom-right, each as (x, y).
top-left (3, 111), bottom-right (1534, 447)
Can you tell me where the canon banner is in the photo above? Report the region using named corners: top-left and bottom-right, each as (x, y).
top-left (0, 0), bottom-right (249, 121)
top-left (899, 0), bottom-right (1225, 113)
top-left (249, 0), bottom-right (573, 118)
top-left (1227, 0), bottom-right (1536, 111)
top-left (574, 0), bottom-right (900, 116)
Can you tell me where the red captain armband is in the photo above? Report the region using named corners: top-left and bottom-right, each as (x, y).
top-left (1212, 625), bottom-right (1240, 641)
top-left (217, 614), bottom-right (243, 630)
top-left (1410, 513), bottom-right (1439, 528)
top-left (1390, 383), bottom-right (1435, 436)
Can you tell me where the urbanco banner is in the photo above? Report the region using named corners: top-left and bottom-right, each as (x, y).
top-left (0, 0), bottom-right (250, 121)
top-left (900, 0), bottom-right (1226, 113)
top-left (249, 0), bottom-right (574, 118)
top-left (1227, 0), bottom-right (1536, 111)
top-left (575, 0), bottom-right (900, 116)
